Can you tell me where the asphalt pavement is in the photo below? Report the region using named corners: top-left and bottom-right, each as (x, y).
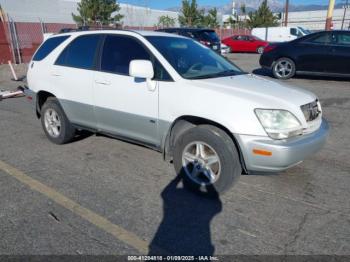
top-left (0, 54), bottom-right (349, 259)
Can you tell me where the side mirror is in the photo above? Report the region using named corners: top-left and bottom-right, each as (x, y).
top-left (129, 60), bottom-right (154, 79)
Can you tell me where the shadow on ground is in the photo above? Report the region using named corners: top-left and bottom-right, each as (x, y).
top-left (148, 175), bottom-right (222, 255)
top-left (252, 68), bottom-right (350, 82)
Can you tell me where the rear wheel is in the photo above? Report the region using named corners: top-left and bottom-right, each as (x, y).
top-left (257, 46), bottom-right (264, 54)
top-left (272, 57), bottom-right (296, 80)
top-left (173, 125), bottom-right (241, 195)
top-left (41, 97), bottom-right (75, 144)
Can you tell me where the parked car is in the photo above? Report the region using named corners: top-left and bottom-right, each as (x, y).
top-left (156, 28), bottom-right (221, 53)
top-left (252, 26), bottom-right (311, 42)
top-left (222, 35), bottom-right (269, 54)
top-left (221, 43), bottom-right (231, 55)
top-left (25, 30), bottom-right (329, 195)
top-left (260, 30), bottom-right (350, 79)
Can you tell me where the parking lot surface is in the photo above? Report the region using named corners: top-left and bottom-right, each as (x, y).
top-left (0, 54), bottom-right (349, 257)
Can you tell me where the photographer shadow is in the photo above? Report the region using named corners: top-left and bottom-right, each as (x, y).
top-left (148, 173), bottom-right (222, 256)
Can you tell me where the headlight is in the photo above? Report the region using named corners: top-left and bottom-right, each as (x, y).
top-left (255, 109), bottom-right (303, 139)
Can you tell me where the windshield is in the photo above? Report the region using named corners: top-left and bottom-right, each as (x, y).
top-left (146, 36), bottom-right (243, 80)
top-left (298, 27), bottom-right (311, 35)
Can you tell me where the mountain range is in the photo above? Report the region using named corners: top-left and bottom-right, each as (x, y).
top-left (167, 0), bottom-right (347, 14)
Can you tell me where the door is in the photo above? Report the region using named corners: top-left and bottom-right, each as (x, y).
top-left (93, 34), bottom-right (159, 146)
top-left (232, 35), bottom-right (246, 52)
top-left (295, 32), bottom-right (333, 73)
top-left (53, 34), bottom-right (101, 128)
top-left (327, 32), bottom-right (350, 74)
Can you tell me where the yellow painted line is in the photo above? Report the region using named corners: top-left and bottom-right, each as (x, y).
top-left (0, 160), bottom-right (152, 254)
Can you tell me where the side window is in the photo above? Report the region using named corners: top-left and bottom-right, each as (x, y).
top-left (153, 59), bottom-right (172, 81)
top-left (101, 35), bottom-right (150, 75)
top-left (33, 35), bottom-right (70, 61)
top-left (55, 34), bottom-right (100, 69)
top-left (337, 33), bottom-right (350, 46)
top-left (303, 33), bottom-right (335, 45)
top-left (100, 35), bottom-right (172, 81)
top-left (290, 28), bottom-right (298, 36)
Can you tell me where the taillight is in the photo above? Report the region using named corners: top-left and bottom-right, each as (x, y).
top-left (264, 45), bottom-right (277, 53)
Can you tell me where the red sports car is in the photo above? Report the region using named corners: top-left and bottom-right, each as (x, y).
top-left (222, 35), bottom-right (269, 54)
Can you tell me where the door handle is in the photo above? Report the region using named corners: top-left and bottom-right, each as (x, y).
top-left (51, 72), bottom-right (61, 77)
top-left (95, 79), bottom-right (111, 85)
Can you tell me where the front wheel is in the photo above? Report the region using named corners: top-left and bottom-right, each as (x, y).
top-left (173, 125), bottom-right (242, 195)
top-left (272, 57), bottom-right (296, 80)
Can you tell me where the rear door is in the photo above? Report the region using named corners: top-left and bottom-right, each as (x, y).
top-left (53, 34), bottom-right (101, 128)
top-left (294, 32), bottom-right (334, 73)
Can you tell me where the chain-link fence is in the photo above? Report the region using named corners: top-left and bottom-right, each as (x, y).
top-left (1, 15), bottom-right (76, 64)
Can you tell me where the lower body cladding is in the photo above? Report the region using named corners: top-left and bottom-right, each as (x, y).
top-left (235, 119), bottom-right (329, 172)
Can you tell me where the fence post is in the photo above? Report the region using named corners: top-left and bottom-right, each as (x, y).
top-left (6, 17), bottom-right (16, 64)
top-left (10, 18), bottom-right (21, 64)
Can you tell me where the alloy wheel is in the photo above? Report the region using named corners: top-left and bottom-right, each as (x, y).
top-left (275, 60), bottom-right (293, 78)
top-left (181, 141), bottom-right (221, 186)
top-left (44, 108), bottom-right (61, 138)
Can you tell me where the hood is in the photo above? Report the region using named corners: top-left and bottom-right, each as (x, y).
top-left (189, 73), bottom-right (317, 108)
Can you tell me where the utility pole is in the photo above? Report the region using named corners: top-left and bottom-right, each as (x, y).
top-left (325, 0), bottom-right (336, 30)
top-left (284, 0), bottom-right (289, 26)
top-left (341, 0), bottom-right (349, 29)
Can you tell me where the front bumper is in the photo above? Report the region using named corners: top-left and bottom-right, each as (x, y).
top-left (235, 119), bottom-right (329, 172)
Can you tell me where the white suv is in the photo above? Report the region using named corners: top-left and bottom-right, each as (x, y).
top-left (26, 30), bottom-right (329, 195)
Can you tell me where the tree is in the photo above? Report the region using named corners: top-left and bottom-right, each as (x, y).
top-left (246, 0), bottom-right (279, 29)
top-left (202, 8), bottom-right (220, 28)
top-left (240, 3), bottom-right (246, 16)
top-left (158, 15), bottom-right (176, 28)
top-left (178, 0), bottom-right (201, 27)
top-left (72, 0), bottom-right (123, 26)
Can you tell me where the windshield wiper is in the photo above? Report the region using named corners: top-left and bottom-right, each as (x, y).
top-left (188, 70), bottom-right (238, 80)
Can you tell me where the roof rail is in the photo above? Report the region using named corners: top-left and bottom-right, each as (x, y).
top-left (58, 26), bottom-right (90, 34)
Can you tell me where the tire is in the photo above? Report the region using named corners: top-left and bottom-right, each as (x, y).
top-left (257, 46), bottom-right (264, 54)
top-left (40, 97), bottom-right (75, 144)
top-left (173, 125), bottom-right (242, 196)
top-left (272, 57), bottom-right (296, 80)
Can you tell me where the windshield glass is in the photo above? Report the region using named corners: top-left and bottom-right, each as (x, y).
top-left (298, 27), bottom-right (311, 35)
top-left (146, 36), bottom-right (244, 79)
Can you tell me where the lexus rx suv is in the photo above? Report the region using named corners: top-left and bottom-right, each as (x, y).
top-left (25, 30), bottom-right (329, 195)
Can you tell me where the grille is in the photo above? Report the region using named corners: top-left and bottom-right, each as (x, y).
top-left (301, 100), bottom-right (321, 122)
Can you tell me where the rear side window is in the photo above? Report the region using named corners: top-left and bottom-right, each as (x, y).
top-left (33, 35), bottom-right (70, 61)
top-left (304, 33), bottom-right (336, 45)
top-left (55, 34), bottom-right (101, 69)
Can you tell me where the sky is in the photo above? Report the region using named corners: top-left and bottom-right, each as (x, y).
top-left (119, 0), bottom-right (329, 10)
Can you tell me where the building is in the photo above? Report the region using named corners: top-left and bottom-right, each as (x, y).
top-left (0, 0), bottom-right (179, 63)
top-left (281, 8), bottom-right (350, 30)
top-left (0, 0), bottom-right (179, 27)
